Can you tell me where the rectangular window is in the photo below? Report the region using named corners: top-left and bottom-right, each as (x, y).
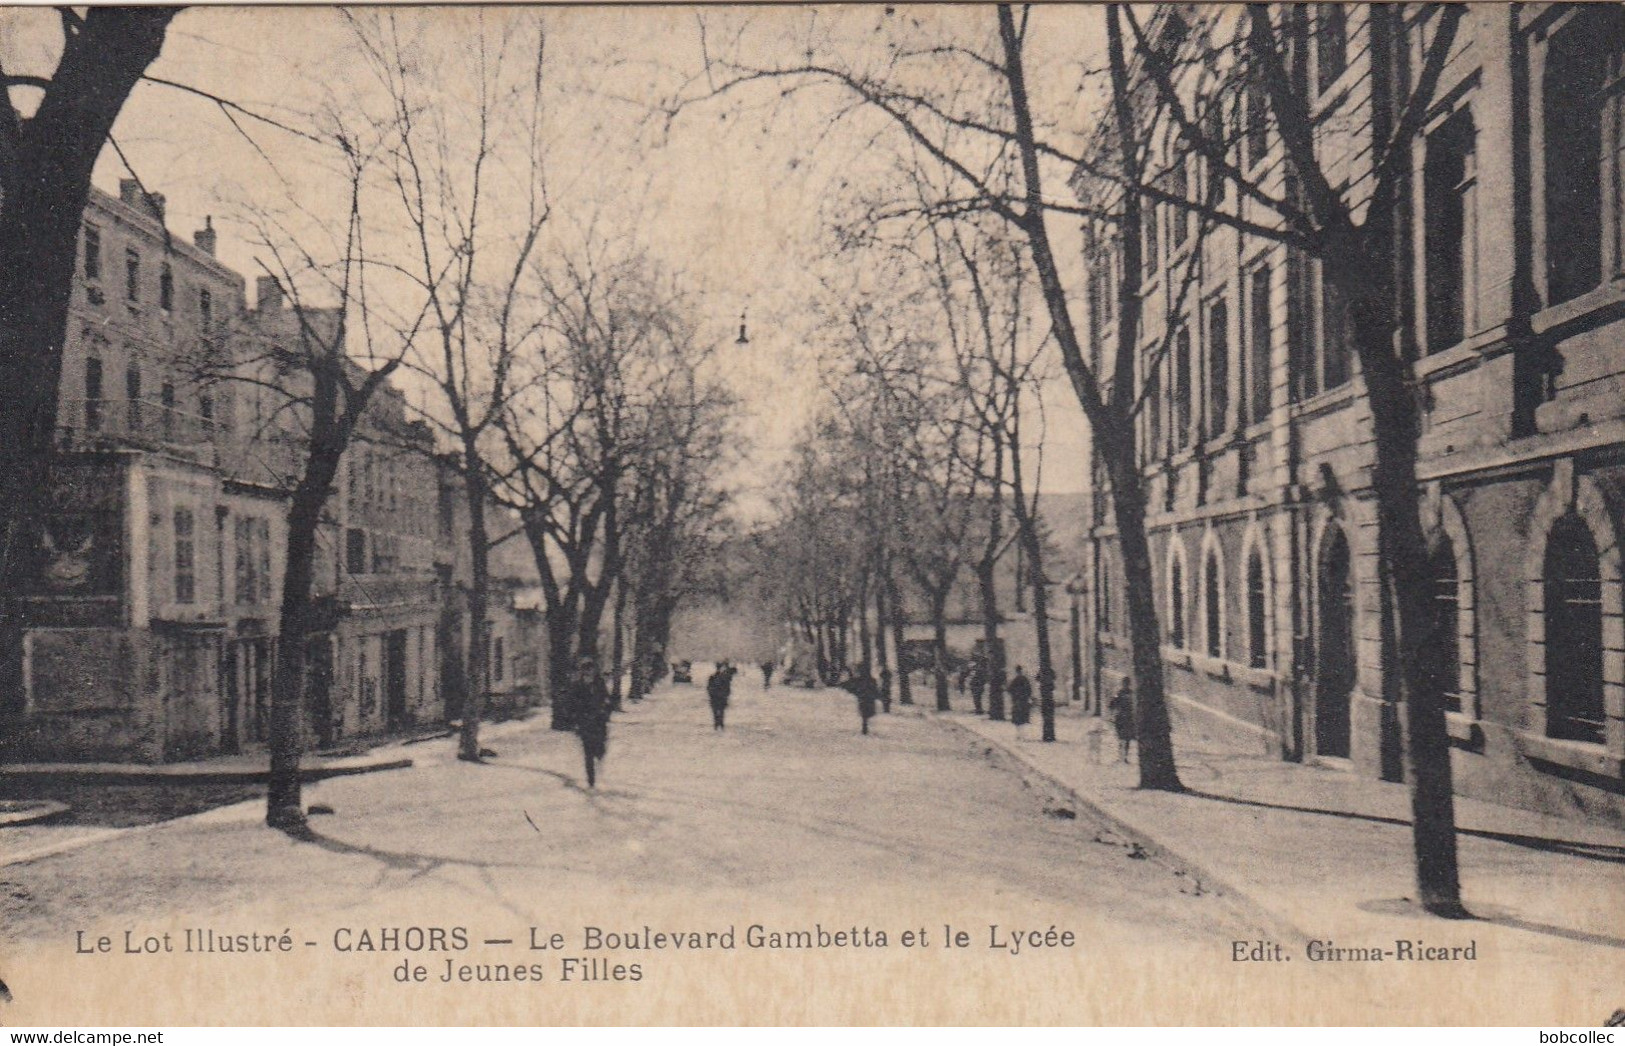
top-left (235, 516), bottom-right (253, 605)
top-left (256, 518), bottom-right (272, 604)
top-left (1206, 295), bottom-right (1230, 439)
top-left (1544, 18), bottom-right (1606, 306)
top-left (1145, 347), bottom-right (1163, 461)
top-left (1168, 158), bottom-right (1192, 249)
top-left (125, 364), bottom-right (141, 432)
top-left (1245, 78), bottom-right (1269, 169)
top-left (174, 507), bottom-right (195, 605)
top-left (1320, 268), bottom-right (1352, 391)
top-left (1289, 253), bottom-right (1318, 401)
top-left (1315, 4), bottom-right (1348, 97)
top-left (84, 226), bottom-right (101, 281)
top-left (159, 263), bottom-right (174, 312)
top-left (346, 528), bottom-right (366, 575)
top-left (1425, 108), bottom-right (1477, 353)
top-left (125, 249), bottom-right (140, 303)
top-left (199, 288), bottom-right (213, 332)
top-left (1142, 203), bottom-right (1160, 278)
top-left (1248, 265), bottom-right (1272, 425)
top-left (1203, 103), bottom-right (1228, 203)
top-left (161, 381), bottom-right (176, 440)
top-left (1173, 326), bottom-right (1193, 449)
top-left (85, 357), bottom-right (104, 433)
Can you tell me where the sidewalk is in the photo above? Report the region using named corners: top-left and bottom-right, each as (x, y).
top-left (0, 711), bottom-right (557, 784)
top-left (938, 706), bottom-right (1625, 959)
top-left (0, 714), bottom-right (554, 868)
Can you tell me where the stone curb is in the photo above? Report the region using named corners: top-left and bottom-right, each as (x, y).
top-left (935, 714), bottom-right (1311, 944)
top-left (0, 799), bottom-right (70, 827)
top-left (0, 757), bottom-right (412, 786)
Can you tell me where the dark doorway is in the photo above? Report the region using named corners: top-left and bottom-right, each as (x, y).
top-left (236, 637), bottom-right (273, 745)
top-left (305, 635), bottom-right (334, 748)
top-left (1315, 525), bottom-right (1355, 759)
top-left (385, 629), bottom-right (409, 730)
top-left (220, 642), bottom-right (240, 754)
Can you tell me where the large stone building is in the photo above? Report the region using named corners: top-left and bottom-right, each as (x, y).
top-left (1079, 5), bottom-right (1625, 826)
top-left (0, 180), bottom-right (543, 762)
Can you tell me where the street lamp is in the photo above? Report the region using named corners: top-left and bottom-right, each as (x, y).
top-left (736, 309), bottom-right (750, 347)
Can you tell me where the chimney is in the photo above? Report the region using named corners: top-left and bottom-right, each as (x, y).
top-left (194, 216), bottom-right (216, 257)
top-left (256, 275), bottom-right (284, 312)
top-left (117, 178), bottom-right (165, 223)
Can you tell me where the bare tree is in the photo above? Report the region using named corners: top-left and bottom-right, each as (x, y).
top-left (351, 10), bottom-right (550, 763)
top-left (678, 4), bottom-right (1200, 788)
top-left (1105, 2), bottom-right (1471, 915)
top-left (201, 122), bottom-right (426, 832)
top-left (497, 243), bottom-right (716, 720)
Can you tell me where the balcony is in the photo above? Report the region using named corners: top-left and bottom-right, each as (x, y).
top-left (334, 571), bottom-right (439, 614)
top-left (56, 397), bottom-right (221, 466)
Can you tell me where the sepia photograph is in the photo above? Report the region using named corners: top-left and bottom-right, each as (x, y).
top-left (0, 1), bottom-right (1622, 1027)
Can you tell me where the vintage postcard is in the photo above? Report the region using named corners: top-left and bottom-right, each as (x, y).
top-left (1, 3), bottom-right (1622, 1027)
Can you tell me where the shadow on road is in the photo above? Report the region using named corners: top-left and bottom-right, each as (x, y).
top-left (1181, 788), bottom-right (1625, 865)
top-left (1356, 897), bottom-right (1625, 950)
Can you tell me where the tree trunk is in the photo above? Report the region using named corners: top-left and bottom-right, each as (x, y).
top-left (857, 573), bottom-right (873, 669)
top-left (1350, 291), bottom-right (1465, 916)
top-left (0, 10), bottom-right (175, 663)
top-left (1022, 521), bottom-right (1058, 742)
top-left (265, 477), bottom-right (328, 831)
top-left (887, 572), bottom-right (912, 706)
top-left (978, 559), bottom-right (1005, 720)
top-left (459, 461), bottom-right (491, 762)
top-left (609, 575), bottom-right (629, 711)
top-left (931, 589), bottom-right (951, 712)
top-left (873, 577), bottom-right (891, 703)
top-left (1105, 441), bottom-right (1183, 791)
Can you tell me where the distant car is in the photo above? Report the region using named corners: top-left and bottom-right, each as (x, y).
top-left (781, 662), bottom-right (819, 689)
top-left (671, 660), bottom-right (693, 684)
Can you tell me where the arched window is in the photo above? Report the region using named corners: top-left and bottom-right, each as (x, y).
top-left (1545, 515), bottom-right (1606, 743)
top-left (1428, 538), bottom-right (1462, 713)
top-left (1247, 548), bottom-right (1269, 668)
top-left (1170, 557), bottom-right (1186, 648)
top-left (1204, 549), bottom-right (1224, 659)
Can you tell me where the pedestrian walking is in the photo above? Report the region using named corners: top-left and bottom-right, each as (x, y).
top-left (1008, 664), bottom-right (1033, 740)
top-left (878, 667), bottom-right (893, 714)
top-left (566, 656), bottom-right (612, 788)
top-left (842, 664), bottom-right (880, 735)
top-left (761, 660), bottom-right (775, 688)
top-left (1109, 676), bottom-right (1137, 763)
top-left (707, 661), bottom-right (734, 730)
top-left (969, 660), bottom-right (987, 715)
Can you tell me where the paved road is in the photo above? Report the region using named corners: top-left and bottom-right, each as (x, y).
top-left (1, 676), bottom-right (1265, 1023)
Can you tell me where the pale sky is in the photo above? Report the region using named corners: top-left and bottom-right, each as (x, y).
top-left (2, 4), bottom-right (1103, 514)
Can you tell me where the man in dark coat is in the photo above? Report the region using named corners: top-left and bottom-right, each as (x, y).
top-left (878, 667), bottom-right (893, 714)
top-left (968, 660), bottom-right (987, 715)
top-left (1008, 664), bottom-right (1034, 739)
top-left (707, 661), bottom-right (733, 730)
top-left (567, 656), bottom-right (612, 787)
top-left (841, 664), bottom-right (880, 735)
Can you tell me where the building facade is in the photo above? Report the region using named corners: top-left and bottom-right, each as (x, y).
top-left (0, 181), bottom-right (544, 763)
top-left (1080, 4), bottom-right (1625, 826)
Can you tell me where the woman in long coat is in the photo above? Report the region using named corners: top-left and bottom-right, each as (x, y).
top-left (1008, 665), bottom-right (1034, 739)
top-left (1109, 677), bottom-right (1137, 763)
